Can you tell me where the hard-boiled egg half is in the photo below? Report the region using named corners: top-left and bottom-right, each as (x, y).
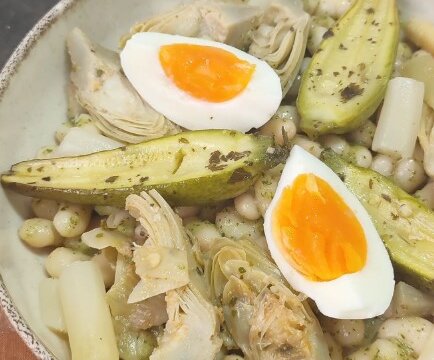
top-left (264, 146), bottom-right (394, 319)
top-left (120, 32), bottom-right (282, 132)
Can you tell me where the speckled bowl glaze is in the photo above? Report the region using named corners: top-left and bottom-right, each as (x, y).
top-left (0, 0), bottom-right (433, 359)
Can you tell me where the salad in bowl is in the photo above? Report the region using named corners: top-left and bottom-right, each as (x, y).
top-left (0, 0), bottom-right (433, 359)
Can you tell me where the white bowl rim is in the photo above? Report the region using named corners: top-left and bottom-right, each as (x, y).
top-left (0, 1), bottom-right (77, 358)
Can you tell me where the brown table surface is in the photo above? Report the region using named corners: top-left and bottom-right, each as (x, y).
top-left (0, 307), bottom-right (37, 359)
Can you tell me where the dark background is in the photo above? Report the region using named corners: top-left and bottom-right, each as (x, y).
top-left (0, 0), bottom-right (59, 67)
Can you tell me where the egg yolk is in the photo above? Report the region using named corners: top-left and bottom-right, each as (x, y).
top-left (273, 174), bottom-right (367, 281)
top-left (159, 44), bottom-right (256, 103)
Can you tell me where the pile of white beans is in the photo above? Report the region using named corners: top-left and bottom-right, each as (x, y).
top-left (256, 103), bottom-right (433, 208)
top-left (20, 199), bottom-right (119, 288)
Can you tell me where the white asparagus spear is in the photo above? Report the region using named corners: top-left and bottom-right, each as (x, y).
top-left (59, 261), bottom-right (119, 360)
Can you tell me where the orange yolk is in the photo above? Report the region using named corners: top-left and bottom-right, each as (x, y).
top-left (159, 43), bottom-right (256, 103)
top-left (272, 174), bottom-right (367, 281)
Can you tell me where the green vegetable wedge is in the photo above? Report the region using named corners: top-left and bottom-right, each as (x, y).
top-left (1, 130), bottom-right (286, 207)
top-left (298, 0), bottom-right (399, 136)
top-left (322, 150), bottom-right (434, 294)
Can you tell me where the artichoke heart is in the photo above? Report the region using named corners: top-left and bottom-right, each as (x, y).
top-left (297, 0), bottom-right (399, 136)
top-left (67, 28), bottom-right (178, 144)
top-left (205, 238), bottom-right (331, 360)
top-left (125, 190), bottom-right (223, 360)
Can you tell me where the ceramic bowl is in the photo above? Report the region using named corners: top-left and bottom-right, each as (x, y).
top-left (0, 0), bottom-right (433, 359)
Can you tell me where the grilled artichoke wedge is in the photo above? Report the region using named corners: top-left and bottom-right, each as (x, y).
top-left (322, 150), bottom-right (434, 294)
top-left (297, 0), bottom-right (399, 136)
top-left (1, 130), bottom-right (286, 207)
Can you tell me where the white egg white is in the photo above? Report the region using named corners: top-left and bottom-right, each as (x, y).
top-left (120, 32), bottom-right (282, 132)
top-left (264, 146), bottom-right (395, 319)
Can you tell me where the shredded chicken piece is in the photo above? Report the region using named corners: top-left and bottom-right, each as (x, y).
top-left (67, 28), bottom-right (178, 144)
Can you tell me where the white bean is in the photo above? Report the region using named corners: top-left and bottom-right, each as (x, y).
top-left (45, 247), bottom-right (90, 278)
top-left (347, 338), bottom-right (409, 360)
top-left (351, 146), bottom-right (372, 168)
top-left (31, 198), bottom-right (59, 220)
top-left (345, 145), bottom-right (372, 168)
top-left (415, 181), bottom-right (434, 209)
top-left (315, 0), bottom-right (352, 19)
top-left (186, 220), bottom-right (221, 252)
top-left (308, 25), bottom-right (327, 54)
top-left (393, 158), bottom-right (427, 193)
top-left (234, 191), bottom-right (261, 221)
top-left (320, 135), bottom-right (349, 155)
top-left (370, 154), bottom-right (395, 177)
top-left (324, 318), bottom-right (365, 348)
top-left (293, 135), bottom-right (324, 158)
top-left (347, 120), bottom-right (376, 148)
top-left (254, 165), bottom-right (283, 216)
top-left (53, 204), bottom-right (92, 238)
top-left (259, 113), bottom-right (297, 146)
top-left (19, 218), bottom-right (62, 248)
top-left (278, 105), bottom-right (300, 128)
top-left (378, 317), bottom-right (433, 355)
top-left (92, 248), bottom-right (117, 288)
top-left (215, 207), bottom-right (263, 241)
top-left (175, 206), bottom-right (200, 219)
